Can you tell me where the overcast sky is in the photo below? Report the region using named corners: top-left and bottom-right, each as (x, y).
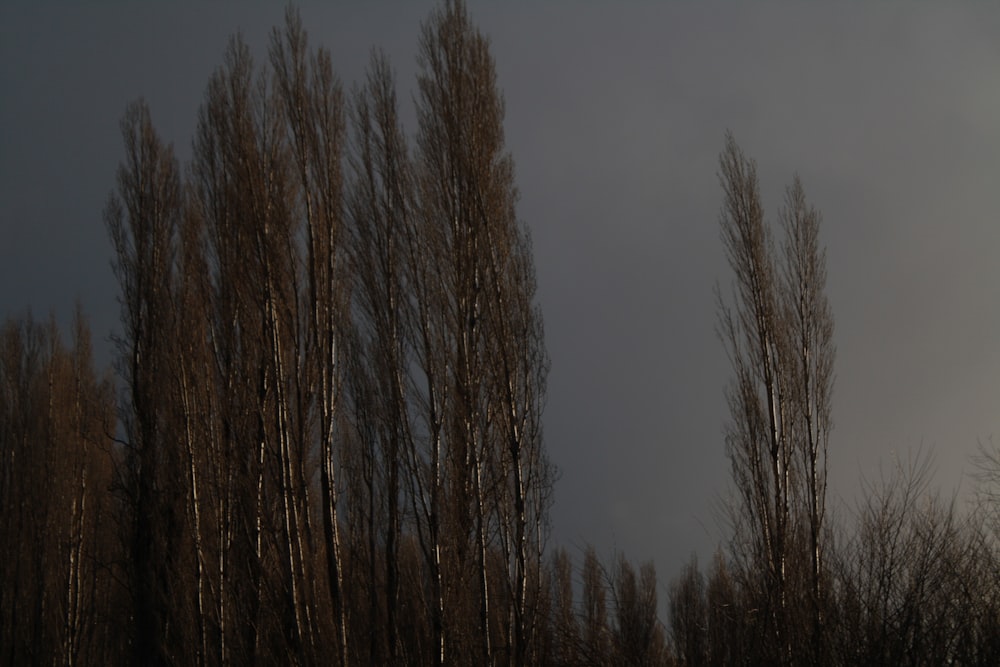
top-left (3, 1), bottom-right (999, 584)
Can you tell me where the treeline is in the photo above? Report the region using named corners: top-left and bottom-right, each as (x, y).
top-left (676, 137), bottom-right (1000, 666)
top-left (3, 1), bottom-right (1000, 665)
top-left (668, 454), bottom-right (1000, 666)
top-left (8, 1), bottom-right (559, 663)
top-left (0, 312), bottom-right (121, 663)
top-left (665, 137), bottom-right (1000, 666)
top-left (104, 1), bottom-right (553, 663)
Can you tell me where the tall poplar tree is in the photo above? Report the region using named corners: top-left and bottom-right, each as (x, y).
top-left (716, 132), bottom-right (834, 663)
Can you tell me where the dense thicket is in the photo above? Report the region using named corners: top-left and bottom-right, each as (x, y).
top-left (0, 311), bottom-right (118, 665)
top-left (102, 2), bottom-right (555, 663)
top-left (3, 2), bottom-right (1000, 665)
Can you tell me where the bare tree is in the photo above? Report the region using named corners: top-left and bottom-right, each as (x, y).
top-left (546, 547), bottom-right (579, 665)
top-left (580, 546), bottom-right (611, 665)
top-left (974, 438), bottom-right (1000, 549)
top-left (610, 556), bottom-right (667, 666)
top-left (715, 132), bottom-right (834, 663)
top-left (779, 175), bottom-right (834, 658)
top-left (106, 99), bottom-right (187, 666)
top-left (414, 2), bottom-right (496, 659)
top-left (669, 556), bottom-right (708, 667)
top-left (704, 549), bottom-right (744, 667)
top-left (828, 452), bottom-right (992, 665)
top-left (171, 195), bottom-right (214, 666)
top-left (410, 1), bottom-right (553, 663)
top-left (271, 11), bottom-right (350, 663)
top-left (0, 312), bottom-right (117, 665)
top-left (344, 46), bottom-right (414, 665)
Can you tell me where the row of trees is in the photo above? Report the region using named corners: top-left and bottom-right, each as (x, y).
top-left (3, 1), bottom-right (1000, 665)
top-left (0, 313), bottom-right (119, 664)
top-left (101, 1), bottom-right (554, 664)
top-left (674, 136), bottom-right (1000, 666)
top-left (669, 452), bottom-right (1000, 666)
top-left (4, 311), bottom-right (999, 666)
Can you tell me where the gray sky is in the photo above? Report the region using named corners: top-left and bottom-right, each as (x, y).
top-left (3, 1), bottom-right (999, 584)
